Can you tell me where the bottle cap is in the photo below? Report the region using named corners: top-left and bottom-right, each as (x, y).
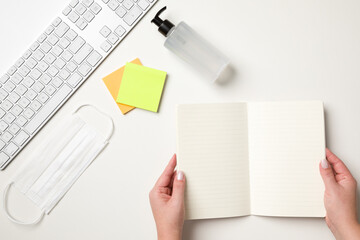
top-left (151, 6), bottom-right (175, 37)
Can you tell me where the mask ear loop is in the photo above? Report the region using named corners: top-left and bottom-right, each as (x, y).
top-left (3, 182), bottom-right (45, 225)
top-left (72, 104), bottom-right (115, 142)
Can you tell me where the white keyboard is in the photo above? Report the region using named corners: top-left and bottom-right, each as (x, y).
top-left (0, 0), bottom-right (157, 170)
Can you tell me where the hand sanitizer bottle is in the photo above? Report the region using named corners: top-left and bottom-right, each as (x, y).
top-left (151, 7), bottom-right (230, 82)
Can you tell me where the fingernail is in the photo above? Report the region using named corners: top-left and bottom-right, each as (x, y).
top-left (321, 158), bottom-right (329, 169)
top-left (177, 171), bottom-right (184, 181)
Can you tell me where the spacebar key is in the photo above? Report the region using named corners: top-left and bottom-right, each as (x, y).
top-left (25, 85), bottom-right (72, 134)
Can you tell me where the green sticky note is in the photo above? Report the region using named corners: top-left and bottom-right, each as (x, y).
top-left (116, 63), bottom-right (167, 112)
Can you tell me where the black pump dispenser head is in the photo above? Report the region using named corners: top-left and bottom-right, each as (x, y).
top-left (151, 6), bottom-right (175, 37)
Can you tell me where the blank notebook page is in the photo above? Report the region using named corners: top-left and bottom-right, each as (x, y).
top-left (248, 101), bottom-right (326, 217)
top-left (177, 103), bottom-right (250, 220)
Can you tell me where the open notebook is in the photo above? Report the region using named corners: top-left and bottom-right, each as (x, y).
top-left (176, 101), bottom-right (326, 220)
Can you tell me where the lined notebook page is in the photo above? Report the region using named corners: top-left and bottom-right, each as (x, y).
top-left (177, 103), bottom-right (250, 220)
top-left (248, 101), bottom-right (326, 217)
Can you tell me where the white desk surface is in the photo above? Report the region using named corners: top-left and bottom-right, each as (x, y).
top-left (1, 0), bottom-right (360, 239)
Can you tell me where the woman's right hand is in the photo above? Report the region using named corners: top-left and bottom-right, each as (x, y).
top-left (320, 148), bottom-right (360, 240)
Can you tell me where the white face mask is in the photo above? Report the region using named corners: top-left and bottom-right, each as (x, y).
top-left (3, 104), bottom-right (114, 225)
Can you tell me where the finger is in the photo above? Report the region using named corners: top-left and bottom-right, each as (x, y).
top-left (326, 148), bottom-right (353, 177)
top-left (319, 160), bottom-right (336, 189)
top-left (155, 154), bottom-right (177, 188)
top-left (171, 171), bottom-right (186, 203)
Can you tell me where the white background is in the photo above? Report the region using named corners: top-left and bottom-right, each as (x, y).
top-left (1, 0), bottom-right (360, 239)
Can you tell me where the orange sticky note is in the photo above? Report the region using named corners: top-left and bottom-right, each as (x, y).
top-left (102, 58), bottom-right (142, 114)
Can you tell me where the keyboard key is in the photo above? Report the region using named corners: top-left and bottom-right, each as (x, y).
top-left (18, 97), bottom-right (30, 108)
top-left (15, 84), bottom-right (27, 95)
top-left (62, 50), bottom-right (73, 61)
top-left (68, 72), bottom-right (82, 87)
top-left (30, 100), bottom-right (42, 111)
top-left (2, 132), bottom-right (13, 142)
top-left (87, 51), bottom-right (102, 67)
top-left (53, 45), bottom-right (64, 57)
top-left (55, 58), bottom-right (66, 69)
top-left (101, 41), bottom-right (112, 52)
top-left (0, 89), bottom-right (8, 101)
top-left (45, 85), bottom-right (56, 96)
top-left (38, 61), bottom-right (49, 72)
top-left (108, 33), bottom-right (119, 44)
top-left (102, 0), bottom-right (110, 3)
top-left (33, 50), bottom-right (45, 61)
top-left (13, 131), bottom-right (29, 146)
top-left (48, 34), bottom-right (59, 45)
top-left (26, 58), bottom-right (38, 69)
top-left (123, 0), bottom-right (134, 10)
top-left (9, 124), bottom-right (20, 135)
top-left (23, 50), bottom-right (32, 59)
top-left (123, 5), bottom-right (142, 26)
top-left (108, 0), bottom-right (119, 10)
top-left (30, 41), bottom-right (40, 51)
top-left (52, 17), bottom-right (62, 27)
top-left (16, 116), bottom-right (28, 127)
top-left (73, 44), bottom-right (93, 64)
top-left (138, 0), bottom-right (149, 10)
top-left (52, 77), bottom-right (63, 88)
top-left (48, 66), bottom-right (59, 77)
top-left (66, 62), bottom-right (78, 72)
top-left (26, 89), bottom-right (37, 100)
top-left (90, 3), bottom-right (102, 14)
top-left (100, 26), bottom-right (111, 38)
top-left (4, 113), bottom-right (16, 123)
top-left (38, 92), bottom-right (49, 103)
top-left (59, 69), bottom-right (71, 80)
top-left (78, 62), bottom-right (92, 76)
top-left (23, 108), bottom-right (35, 119)
top-left (116, 7), bottom-right (127, 18)
top-left (41, 42), bottom-right (52, 53)
top-left (0, 140), bottom-right (5, 150)
top-left (9, 92), bottom-right (20, 103)
top-left (55, 22), bottom-right (70, 37)
top-left (44, 53), bottom-right (57, 64)
top-left (8, 66), bottom-right (17, 76)
top-left (70, 0), bottom-right (79, 8)
top-left (0, 121), bottom-right (9, 131)
top-left (0, 108), bottom-right (5, 118)
top-left (4, 81), bottom-right (16, 92)
top-left (4, 143), bottom-right (18, 156)
top-left (11, 105), bottom-right (23, 116)
top-left (19, 65), bottom-right (31, 77)
top-left (0, 74), bottom-right (9, 84)
top-left (1, 100), bottom-right (13, 111)
top-left (45, 25), bottom-right (55, 35)
top-left (68, 11), bottom-right (80, 23)
top-left (25, 84), bottom-right (72, 134)
top-left (23, 77), bottom-right (35, 88)
top-left (12, 73), bottom-right (23, 84)
top-left (63, 6), bottom-right (72, 16)
top-left (76, 18), bottom-right (88, 30)
top-left (40, 74), bottom-right (52, 84)
top-left (30, 68), bottom-right (42, 80)
top-left (75, 3), bottom-right (87, 15)
top-left (15, 58), bottom-right (25, 68)
top-left (0, 153), bottom-right (9, 166)
top-left (65, 29), bottom-right (78, 41)
top-left (69, 36), bottom-right (85, 53)
top-left (83, 11), bottom-right (95, 22)
top-left (83, 0), bottom-right (94, 7)
top-left (33, 81), bottom-right (45, 92)
top-left (60, 38), bottom-right (71, 49)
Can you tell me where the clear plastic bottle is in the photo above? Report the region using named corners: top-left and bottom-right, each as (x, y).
top-left (151, 7), bottom-right (230, 82)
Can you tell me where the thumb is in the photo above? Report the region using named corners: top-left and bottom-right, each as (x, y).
top-left (319, 158), bottom-right (336, 189)
top-left (172, 171), bottom-right (186, 203)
